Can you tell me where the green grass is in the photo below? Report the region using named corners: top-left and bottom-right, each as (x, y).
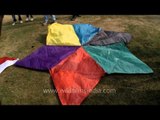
top-left (0, 15), bottom-right (160, 105)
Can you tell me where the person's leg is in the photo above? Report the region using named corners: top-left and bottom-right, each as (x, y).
top-left (71, 14), bottom-right (78, 21)
top-left (18, 15), bottom-right (23, 23)
top-left (51, 15), bottom-right (56, 21)
top-left (0, 15), bottom-right (4, 36)
top-left (12, 15), bottom-right (17, 25)
top-left (49, 15), bottom-right (56, 23)
top-left (26, 15), bottom-right (29, 22)
top-left (18, 15), bottom-right (22, 21)
top-left (45, 15), bottom-right (49, 23)
top-left (42, 15), bottom-right (49, 25)
top-left (30, 15), bottom-right (34, 21)
top-left (30, 15), bottom-right (33, 18)
top-left (12, 15), bottom-right (17, 22)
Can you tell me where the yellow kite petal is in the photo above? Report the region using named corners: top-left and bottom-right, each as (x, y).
top-left (46, 23), bottom-right (81, 46)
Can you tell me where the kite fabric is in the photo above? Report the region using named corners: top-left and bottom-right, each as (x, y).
top-left (15, 45), bottom-right (79, 71)
top-left (85, 30), bottom-right (132, 46)
top-left (83, 42), bottom-right (153, 74)
top-left (46, 23), bottom-right (81, 46)
top-left (0, 57), bottom-right (19, 74)
top-left (73, 24), bottom-right (101, 45)
top-left (12, 23), bottom-right (153, 105)
top-left (50, 47), bottom-right (105, 105)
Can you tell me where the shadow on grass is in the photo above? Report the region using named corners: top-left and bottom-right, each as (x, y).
top-left (36, 33), bottom-right (47, 45)
top-left (14, 65), bottom-right (49, 73)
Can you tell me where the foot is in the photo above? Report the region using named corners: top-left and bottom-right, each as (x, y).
top-left (12, 22), bottom-right (16, 26)
top-left (30, 18), bottom-right (34, 21)
top-left (26, 18), bottom-right (29, 22)
top-left (71, 17), bottom-right (76, 21)
top-left (71, 16), bottom-right (77, 21)
top-left (20, 20), bottom-right (23, 24)
top-left (42, 22), bottom-right (48, 26)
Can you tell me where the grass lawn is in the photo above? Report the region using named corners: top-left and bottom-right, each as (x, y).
top-left (0, 15), bottom-right (160, 105)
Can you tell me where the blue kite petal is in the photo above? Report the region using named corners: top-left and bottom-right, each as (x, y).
top-left (73, 23), bottom-right (101, 45)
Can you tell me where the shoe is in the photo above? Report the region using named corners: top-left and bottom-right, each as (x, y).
top-left (30, 18), bottom-right (34, 21)
top-left (42, 22), bottom-right (48, 26)
top-left (12, 22), bottom-right (16, 26)
top-left (26, 18), bottom-right (29, 22)
top-left (71, 17), bottom-right (76, 21)
top-left (71, 16), bottom-right (77, 21)
top-left (20, 20), bottom-right (23, 24)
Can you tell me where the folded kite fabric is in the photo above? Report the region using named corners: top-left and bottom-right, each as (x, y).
top-left (0, 57), bottom-right (19, 74)
top-left (85, 30), bottom-right (132, 46)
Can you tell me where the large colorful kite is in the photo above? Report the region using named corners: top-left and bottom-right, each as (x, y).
top-left (14, 23), bottom-right (153, 105)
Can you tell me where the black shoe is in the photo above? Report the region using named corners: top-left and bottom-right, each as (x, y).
top-left (71, 16), bottom-right (77, 21)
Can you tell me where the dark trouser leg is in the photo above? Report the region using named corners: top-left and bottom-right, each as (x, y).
top-left (26, 15), bottom-right (29, 18)
top-left (12, 15), bottom-right (17, 22)
top-left (0, 15), bottom-right (4, 36)
top-left (18, 15), bottom-right (22, 21)
top-left (71, 14), bottom-right (78, 21)
top-left (26, 15), bottom-right (33, 18)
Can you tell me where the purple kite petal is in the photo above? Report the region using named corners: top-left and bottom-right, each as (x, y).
top-left (15, 45), bottom-right (80, 71)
